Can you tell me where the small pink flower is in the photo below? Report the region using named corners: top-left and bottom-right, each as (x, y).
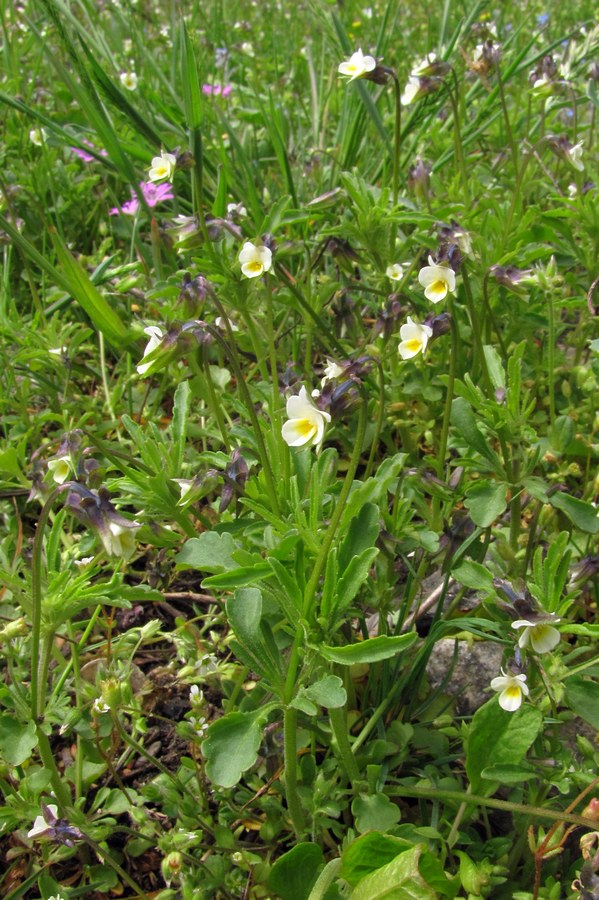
top-left (71, 140), bottom-right (108, 162)
top-left (110, 180), bottom-right (174, 217)
top-left (202, 83), bottom-right (232, 98)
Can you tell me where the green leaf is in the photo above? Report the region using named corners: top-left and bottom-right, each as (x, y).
top-left (171, 381), bottom-right (191, 473)
top-left (352, 794), bottom-right (401, 834)
top-left (463, 481), bottom-right (508, 528)
top-left (483, 345), bottom-right (505, 391)
top-left (333, 547), bottom-right (379, 618)
top-left (226, 588), bottom-right (282, 684)
top-left (563, 677), bottom-right (599, 729)
top-left (351, 844), bottom-right (436, 900)
top-left (339, 502), bottom-right (381, 571)
top-left (268, 843), bottom-right (324, 900)
top-left (268, 557), bottom-right (303, 612)
top-left (202, 563), bottom-right (271, 589)
top-left (549, 492), bottom-right (599, 534)
top-left (465, 700), bottom-right (543, 794)
top-left (481, 763), bottom-right (536, 783)
top-left (307, 859), bottom-right (343, 900)
top-left (175, 532), bottom-right (237, 572)
top-left (0, 718), bottom-right (38, 766)
top-left (317, 633), bottom-right (417, 666)
top-left (450, 398), bottom-right (500, 468)
top-left (50, 230), bottom-right (128, 346)
top-left (203, 707), bottom-right (273, 788)
top-left (341, 833), bottom-right (414, 887)
top-left (451, 560), bottom-right (495, 594)
top-left (179, 21), bottom-right (203, 130)
top-left (290, 675), bottom-right (347, 716)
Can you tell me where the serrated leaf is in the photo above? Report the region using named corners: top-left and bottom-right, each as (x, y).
top-left (317, 633), bottom-right (417, 666)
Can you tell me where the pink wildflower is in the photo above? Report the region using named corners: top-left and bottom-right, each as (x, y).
top-left (71, 139), bottom-right (108, 162)
top-left (201, 83), bottom-right (232, 98)
top-left (109, 180), bottom-right (174, 217)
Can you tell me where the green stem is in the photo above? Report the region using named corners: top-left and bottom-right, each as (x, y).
top-left (98, 332), bottom-right (115, 421)
top-left (547, 288), bottom-right (556, 427)
top-left (201, 354), bottom-right (231, 452)
top-left (207, 312), bottom-right (280, 517)
top-left (448, 74), bottom-right (469, 205)
top-left (283, 706), bottom-right (305, 838)
top-left (303, 400), bottom-right (368, 622)
top-left (495, 60), bottom-right (518, 171)
top-left (31, 487), bottom-right (63, 723)
top-left (364, 361), bottom-right (385, 480)
top-left (461, 265), bottom-right (493, 397)
top-left (386, 785), bottom-right (599, 830)
top-left (329, 704), bottom-right (360, 787)
top-left (435, 303), bottom-right (458, 481)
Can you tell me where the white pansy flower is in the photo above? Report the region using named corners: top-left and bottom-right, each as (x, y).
top-left (28, 805), bottom-right (58, 839)
top-left (321, 359), bottom-right (344, 386)
top-left (100, 520), bottom-right (140, 559)
top-left (338, 48), bottom-right (376, 82)
top-left (418, 255), bottom-right (456, 303)
top-left (148, 150), bottom-right (177, 183)
top-left (386, 263), bottom-right (404, 281)
top-left (412, 52), bottom-right (437, 77)
top-left (119, 71), bottom-right (138, 91)
top-left (281, 386), bottom-right (331, 449)
top-left (512, 616), bottom-right (561, 654)
top-left (490, 669), bottom-right (529, 711)
top-left (567, 141), bottom-right (584, 172)
top-left (47, 456), bottom-right (71, 485)
top-left (137, 325), bottom-right (164, 375)
top-left (29, 127), bottom-right (47, 146)
top-left (401, 76), bottom-right (421, 105)
top-left (398, 316), bottom-right (433, 359)
top-left (238, 241), bottom-right (272, 278)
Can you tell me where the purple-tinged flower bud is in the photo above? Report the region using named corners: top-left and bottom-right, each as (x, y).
top-left (488, 264), bottom-right (536, 292)
top-left (430, 312), bottom-right (452, 339)
top-left (407, 158), bottom-right (432, 197)
top-left (65, 485), bottom-right (140, 559)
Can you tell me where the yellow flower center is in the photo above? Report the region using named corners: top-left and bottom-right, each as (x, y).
top-left (428, 279), bottom-right (448, 299)
top-left (404, 338), bottom-right (422, 354)
top-left (246, 260), bottom-right (263, 275)
top-left (504, 685), bottom-right (521, 700)
top-left (296, 419), bottom-right (316, 440)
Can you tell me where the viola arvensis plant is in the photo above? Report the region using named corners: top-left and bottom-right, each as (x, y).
top-left (338, 48), bottom-right (376, 82)
top-left (398, 316), bottom-right (433, 359)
